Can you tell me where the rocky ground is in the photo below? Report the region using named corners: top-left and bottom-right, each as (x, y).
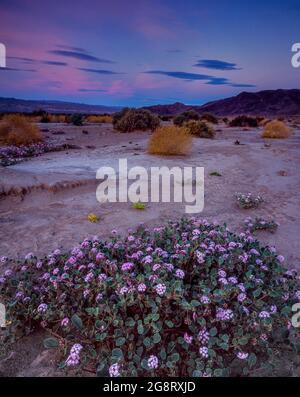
top-left (0, 121), bottom-right (300, 376)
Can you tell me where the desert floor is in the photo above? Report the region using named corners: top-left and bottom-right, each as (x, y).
top-left (0, 121), bottom-right (300, 375)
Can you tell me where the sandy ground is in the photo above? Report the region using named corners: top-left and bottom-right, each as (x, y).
top-left (0, 122), bottom-right (300, 267)
top-left (0, 121), bottom-right (300, 376)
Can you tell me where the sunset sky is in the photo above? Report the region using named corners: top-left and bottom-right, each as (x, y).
top-left (1, 0), bottom-right (299, 106)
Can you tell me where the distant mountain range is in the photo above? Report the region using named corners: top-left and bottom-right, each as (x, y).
top-left (1, 89), bottom-right (300, 116)
top-left (0, 97), bottom-right (121, 114)
top-left (143, 89), bottom-right (300, 116)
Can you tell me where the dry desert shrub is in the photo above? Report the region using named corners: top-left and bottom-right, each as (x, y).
top-left (51, 114), bottom-right (67, 123)
top-left (229, 115), bottom-right (258, 128)
top-left (261, 120), bottom-right (292, 139)
top-left (184, 120), bottom-right (215, 138)
top-left (173, 110), bottom-right (200, 126)
top-left (200, 113), bottom-right (218, 124)
top-left (148, 125), bottom-right (192, 155)
top-left (113, 108), bottom-right (160, 132)
top-left (87, 114), bottom-right (113, 123)
top-left (0, 114), bottom-right (43, 145)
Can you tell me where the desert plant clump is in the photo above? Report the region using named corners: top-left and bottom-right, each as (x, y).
top-left (87, 115), bottom-right (113, 123)
top-left (1, 217), bottom-right (299, 377)
top-left (173, 110), bottom-right (200, 126)
top-left (209, 171), bottom-right (222, 177)
top-left (235, 193), bottom-right (264, 209)
top-left (0, 114), bottom-right (43, 146)
top-left (261, 120), bottom-right (292, 139)
top-left (244, 217), bottom-right (278, 234)
top-left (229, 116), bottom-right (258, 128)
top-left (113, 108), bottom-right (160, 132)
top-left (148, 125), bottom-right (192, 155)
top-left (87, 213), bottom-right (100, 223)
top-left (184, 120), bottom-right (215, 139)
top-left (200, 113), bottom-right (218, 124)
top-left (71, 113), bottom-right (84, 126)
top-left (132, 202), bottom-right (146, 210)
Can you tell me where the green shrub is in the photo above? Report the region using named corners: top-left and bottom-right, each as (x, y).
top-left (71, 113), bottom-right (84, 126)
top-left (229, 116), bottom-right (258, 128)
top-left (173, 110), bottom-right (200, 126)
top-left (1, 218), bottom-right (299, 376)
top-left (184, 120), bottom-right (215, 138)
top-left (113, 108), bottom-right (160, 132)
top-left (200, 113), bottom-right (218, 124)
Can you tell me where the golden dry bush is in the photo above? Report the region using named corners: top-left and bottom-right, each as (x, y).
top-left (148, 125), bottom-right (192, 155)
top-left (261, 120), bottom-right (292, 139)
top-left (0, 114), bottom-right (43, 145)
top-left (51, 114), bottom-right (67, 123)
top-left (87, 115), bottom-right (113, 123)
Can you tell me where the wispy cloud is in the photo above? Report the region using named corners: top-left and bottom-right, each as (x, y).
top-left (41, 60), bottom-right (67, 66)
top-left (8, 56), bottom-right (67, 66)
top-left (49, 50), bottom-right (115, 64)
top-left (145, 70), bottom-right (212, 81)
top-left (230, 83), bottom-right (256, 88)
top-left (144, 70), bottom-right (254, 87)
top-left (78, 68), bottom-right (121, 75)
top-left (193, 59), bottom-right (241, 71)
top-left (0, 67), bottom-right (37, 72)
top-left (56, 45), bottom-right (89, 53)
top-left (78, 88), bottom-right (106, 92)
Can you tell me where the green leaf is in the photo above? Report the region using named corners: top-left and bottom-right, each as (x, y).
top-left (43, 337), bottom-right (59, 349)
top-left (219, 342), bottom-right (229, 351)
top-left (138, 324), bottom-right (144, 335)
top-left (112, 348), bottom-right (123, 359)
top-left (214, 369), bottom-right (223, 377)
top-left (191, 300), bottom-right (200, 307)
top-left (152, 333), bottom-right (161, 344)
top-left (192, 370), bottom-right (202, 377)
top-left (209, 327), bottom-right (218, 337)
top-left (71, 314), bottom-right (83, 330)
top-left (125, 317), bottom-right (135, 327)
top-left (248, 353), bottom-right (257, 369)
top-left (238, 336), bottom-right (249, 345)
top-left (165, 320), bottom-right (174, 328)
top-left (159, 348), bottom-right (167, 360)
top-left (143, 337), bottom-right (151, 347)
top-left (170, 352), bottom-right (180, 362)
top-left (95, 332), bottom-right (107, 341)
top-left (253, 287), bottom-right (262, 298)
top-left (152, 313), bottom-right (160, 322)
top-left (116, 337), bottom-right (126, 346)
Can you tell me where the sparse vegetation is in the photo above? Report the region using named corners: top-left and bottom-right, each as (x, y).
top-left (209, 171), bottom-right (222, 177)
top-left (173, 110), bottom-right (200, 126)
top-left (184, 120), bottom-right (215, 139)
top-left (87, 115), bottom-right (113, 123)
top-left (148, 125), bottom-right (192, 155)
top-left (261, 120), bottom-right (292, 139)
top-left (113, 108), bottom-right (160, 132)
top-left (229, 116), bottom-right (258, 128)
top-left (0, 114), bottom-right (43, 146)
